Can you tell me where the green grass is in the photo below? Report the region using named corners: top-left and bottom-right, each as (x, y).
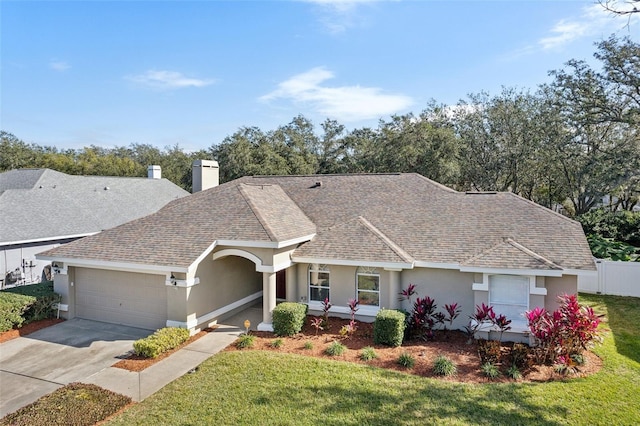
top-left (98, 294), bottom-right (637, 425)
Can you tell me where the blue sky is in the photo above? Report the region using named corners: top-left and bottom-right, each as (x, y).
top-left (1, 0), bottom-right (638, 151)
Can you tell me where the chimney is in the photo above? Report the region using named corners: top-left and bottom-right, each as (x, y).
top-left (148, 165), bottom-right (162, 179)
top-left (192, 159), bottom-right (219, 193)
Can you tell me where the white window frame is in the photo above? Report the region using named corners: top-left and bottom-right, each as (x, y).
top-left (356, 266), bottom-right (380, 307)
top-left (308, 264), bottom-right (330, 305)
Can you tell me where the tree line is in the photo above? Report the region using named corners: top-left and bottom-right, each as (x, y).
top-left (2, 36), bottom-right (639, 220)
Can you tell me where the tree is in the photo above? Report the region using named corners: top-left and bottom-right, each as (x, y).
top-left (599, 0), bottom-right (640, 15)
top-left (374, 109), bottom-right (460, 185)
top-left (544, 36), bottom-right (640, 215)
top-left (0, 131), bottom-right (41, 171)
top-left (454, 89), bottom-right (546, 198)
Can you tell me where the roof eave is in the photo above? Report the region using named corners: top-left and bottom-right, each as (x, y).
top-left (35, 254), bottom-right (188, 274)
top-left (459, 265), bottom-right (564, 277)
top-left (292, 256), bottom-right (414, 270)
top-left (0, 232), bottom-right (99, 247)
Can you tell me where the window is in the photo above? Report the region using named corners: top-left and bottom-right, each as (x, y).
top-left (356, 267), bottom-right (380, 306)
top-left (489, 275), bottom-right (529, 324)
top-left (309, 264), bottom-right (330, 303)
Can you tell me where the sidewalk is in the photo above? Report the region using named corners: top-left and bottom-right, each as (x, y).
top-left (84, 324), bottom-right (242, 402)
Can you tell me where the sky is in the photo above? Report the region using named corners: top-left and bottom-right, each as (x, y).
top-left (1, 0), bottom-right (638, 152)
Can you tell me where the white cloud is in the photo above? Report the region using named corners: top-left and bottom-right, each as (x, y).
top-left (49, 60), bottom-right (70, 72)
top-left (126, 70), bottom-right (215, 90)
top-left (538, 4), bottom-right (633, 50)
top-left (302, 0), bottom-right (384, 34)
top-left (260, 67), bottom-right (413, 122)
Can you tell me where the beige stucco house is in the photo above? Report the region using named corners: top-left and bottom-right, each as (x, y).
top-left (38, 167), bottom-right (596, 341)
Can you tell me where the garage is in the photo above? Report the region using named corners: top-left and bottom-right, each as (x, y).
top-left (75, 268), bottom-right (167, 330)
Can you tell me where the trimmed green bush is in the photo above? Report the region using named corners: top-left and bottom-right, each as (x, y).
top-left (373, 309), bottom-right (405, 347)
top-left (272, 302), bottom-right (308, 336)
top-left (0, 292), bottom-right (34, 332)
top-left (133, 327), bottom-right (191, 358)
top-left (0, 281), bottom-right (61, 331)
top-left (303, 341), bottom-right (313, 350)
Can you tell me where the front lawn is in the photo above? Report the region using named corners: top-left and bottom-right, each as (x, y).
top-left (105, 294), bottom-right (640, 426)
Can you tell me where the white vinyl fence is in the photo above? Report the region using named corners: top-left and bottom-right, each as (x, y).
top-left (578, 260), bottom-right (640, 298)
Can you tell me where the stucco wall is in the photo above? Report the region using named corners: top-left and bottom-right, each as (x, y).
top-left (402, 268), bottom-right (475, 330)
top-left (190, 255), bottom-right (261, 320)
top-left (545, 275), bottom-right (578, 312)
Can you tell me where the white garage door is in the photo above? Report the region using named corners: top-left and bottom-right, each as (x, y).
top-left (75, 268), bottom-right (167, 330)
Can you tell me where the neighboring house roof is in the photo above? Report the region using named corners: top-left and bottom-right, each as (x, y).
top-left (39, 173), bottom-right (596, 273)
top-left (0, 168), bottom-right (189, 245)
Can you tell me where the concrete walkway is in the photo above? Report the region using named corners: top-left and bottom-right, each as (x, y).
top-left (0, 319), bottom-right (243, 417)
top-left (84, 324), bottom-right (242, 402)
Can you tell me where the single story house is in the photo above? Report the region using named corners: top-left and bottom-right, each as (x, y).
top-left (1, 166), bottom-right (188, 288)
top-left (39, 170), bottom-right (596, 341)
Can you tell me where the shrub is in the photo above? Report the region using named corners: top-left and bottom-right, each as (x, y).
top-left (397, 352), bottom-right (415, 368)
top-left (506, 365), bottom-right (522, 380)
top-left (406, 296), bottom-right (441, 340)
top-left (325, 341), bottom-right (346, 356)
top-left (0, 292), bottom-right (33, 332)
top-left (509, 343), bottom-right (532, 369)
top-left (310, 317), bottom-right (324, 335)
top-left (321, 297), bottom-right (332, 328)
top-left (272, 302), bottom-right (308, 336)
top-left (360, 346), bottom-right (378, 361)
top-left (481, 362), bottom-right (501, 379)
top-left (432, 355), bottom-right (457, 376)
top-left (133, 327), bottom-right (191, 358)
top-left (526, 294), bottom-right (602, 365)
top-left (303, 341), bottom-right (313, 350)
top-left (373, 309), bottom-right (406, 347)
top-left (270, 338), bottom-right (284, 349)
top-left (235, 334), bottom-right (255, 349)
top-left (443, 303), bottom-right (461, 332)
top-left (463, 303), bottom-right (496, 342)
top-left (477, 339), bottom-right (502, 364)
top-left (0, 281), bottom-right (61, 331)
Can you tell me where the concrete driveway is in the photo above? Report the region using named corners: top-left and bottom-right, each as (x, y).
top-left (0, 318), bottom-right (151, 418)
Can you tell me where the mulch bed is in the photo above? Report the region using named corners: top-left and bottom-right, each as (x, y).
top-left (224, 316), bottom-right (603, 383)
top-left (0, 318), bottom-right (65, 344)
top-left (112, 327), bottom-right (218, 372)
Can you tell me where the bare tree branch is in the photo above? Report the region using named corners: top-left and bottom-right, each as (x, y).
top-left (599, 0), bottom-right (640, 15)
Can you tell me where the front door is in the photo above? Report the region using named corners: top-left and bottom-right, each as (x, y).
top-left (276, 269), bottom-right (286, 300)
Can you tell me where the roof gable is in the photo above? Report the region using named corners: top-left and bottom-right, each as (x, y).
top-left (461, 239), bottom-right (562, 270)
top-left (294, 216), bottom-right (414, 265)
top-left (238, 183), bottom-right (315, 242)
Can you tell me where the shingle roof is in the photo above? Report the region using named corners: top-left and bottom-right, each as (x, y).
top-left (461, 239), bottom-right (562, 270)
top-left (40, 180), bottom-right (316, 268)
top-left (40, 173), bottom-right (596, 272)
top-left (294, 216), bottom-right (414, 265)
top-left (0, 168), bottom-right (188, 245)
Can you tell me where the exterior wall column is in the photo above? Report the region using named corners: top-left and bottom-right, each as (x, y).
top-left (258, 271), bottom-right (276, 331)
top-left (386, 269), bottom-right (401, 309)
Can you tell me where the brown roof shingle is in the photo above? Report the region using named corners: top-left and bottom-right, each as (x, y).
top-left (40, 173), bottom-right (595, 272)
